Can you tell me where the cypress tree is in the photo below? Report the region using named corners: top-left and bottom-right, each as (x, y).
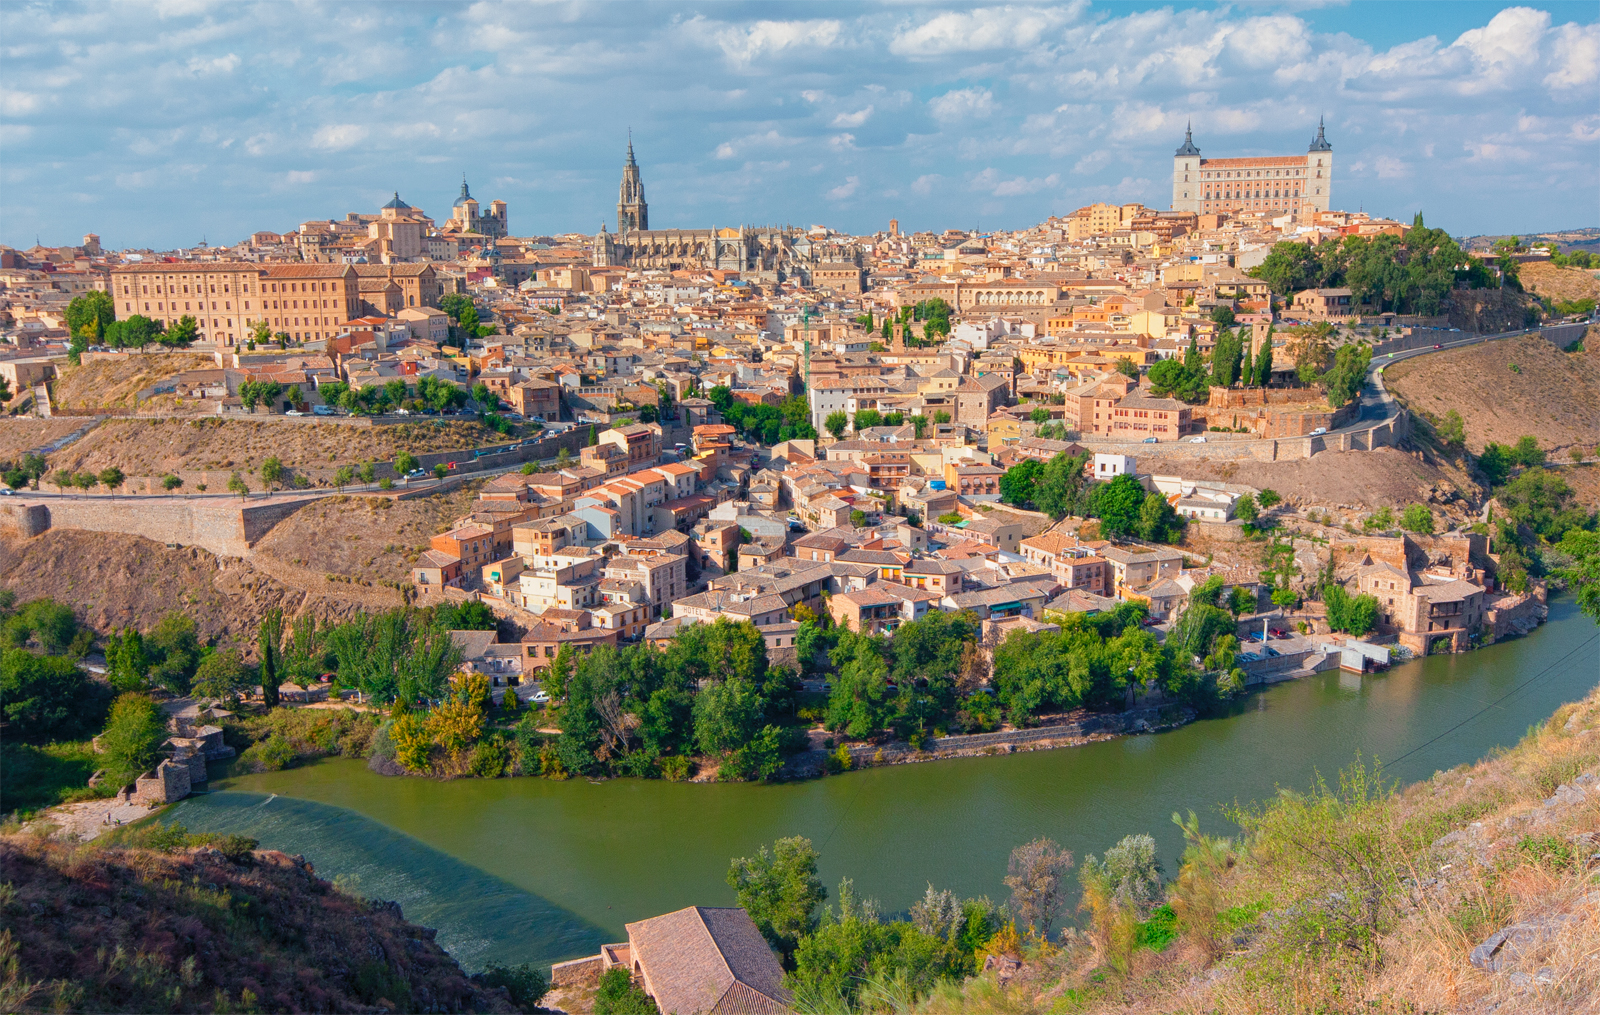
top-left (1255, 327), bottom-right (1275, 388)
top-left (586, 424), bottom-right (597, 447)
top-left (258, 608), bottom-right (283, 710)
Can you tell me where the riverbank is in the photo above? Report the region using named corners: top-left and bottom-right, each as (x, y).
top-left (148, 598), bottom-right (1597, 977)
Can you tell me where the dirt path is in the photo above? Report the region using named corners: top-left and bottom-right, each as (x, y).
top-left (25, 799), bottom-right (163, 842)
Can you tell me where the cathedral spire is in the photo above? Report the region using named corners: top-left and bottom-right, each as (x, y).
top-left (618, 133), bottom-right (648, 233)
top-left (1174, 120), bottom-right (1200, 157)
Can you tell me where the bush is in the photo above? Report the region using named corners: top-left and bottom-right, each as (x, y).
top-left (468, 735), bottom-right (509, 778)
top-left (474, 963), bottom-right (549, 1011)
top-left (98, 693), bottom-right (167, 785)
top-left (594, 966), bottom-right (658, 1015)
top-left (240, 733), bottom-right (296, 772)
top-left (1, 647), bottom-right (108, 741)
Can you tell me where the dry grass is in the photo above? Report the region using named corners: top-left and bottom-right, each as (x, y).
top-left (923, 686), bottom-right (1600, 1015)
top-left (0, 419), bottom-right (93, 461)
top-left (1385, 335), bottom-right (1600, 456)
top-left (250, 485), bottom-right (482, 585)
top-left (46, 416), bottom-right (504, 478)
top-left (49, 352), bottom-right (215, 411)
top-left (1141, 446), bottom-right (1482, 515)
top-left (1522, 262), bottom-right (1600, 305)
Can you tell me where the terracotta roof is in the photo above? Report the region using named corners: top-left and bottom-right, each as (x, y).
top-left (626, 907), bottom-right (788, 1015)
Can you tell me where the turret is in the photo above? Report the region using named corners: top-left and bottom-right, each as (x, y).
top-left (1171, 121), bottom-right (1201, 213)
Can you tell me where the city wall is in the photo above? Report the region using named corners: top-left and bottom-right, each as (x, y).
top-left (1, 495), bottom-right (318, 557)
top-left (1076, 411), bottom-right (1408, 462)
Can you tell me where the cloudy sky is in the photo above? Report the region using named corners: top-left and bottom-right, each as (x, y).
top-left (2, 1), bottom-right (1597, 250)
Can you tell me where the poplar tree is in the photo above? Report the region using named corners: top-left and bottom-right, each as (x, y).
top-left (259, 608), bottom-right (284, 710)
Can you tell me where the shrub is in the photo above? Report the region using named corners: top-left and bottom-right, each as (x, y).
top-left (468, 735), bottom-right (509, 778)
top-left (474, 963), bottom-right (548, 1010)
top-left (594, 966), bottom-right (657, 1015)
top-left (240, 733), bottom-right (296, 772)
top-left (659, 755), bottom-right (691, 782)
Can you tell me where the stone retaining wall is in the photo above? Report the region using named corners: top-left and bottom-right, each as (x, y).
top-left (5, 494), bottom-right (319, 556)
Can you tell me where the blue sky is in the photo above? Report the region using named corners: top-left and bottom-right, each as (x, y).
top-left (2, 1), bottom-right (1596, 250)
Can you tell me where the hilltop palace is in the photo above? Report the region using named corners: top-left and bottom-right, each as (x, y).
top-left (1171, 119), bottom-right (1334, 219)
top-left (592, 137), bottom-right (854, 276)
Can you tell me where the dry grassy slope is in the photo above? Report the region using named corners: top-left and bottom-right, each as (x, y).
top-left (946, 685), bottom-right (1600, 1015)
top-left (0, 529), bottom-right (398, 648)
top-left (0, 419), bottom-right (92, 461)
top-left (0, 839), bottom-right (517, 1014)
top-left (1522, 262), bottom-right (1600, 304)
top-left (1138, 446), bottom-right (1482, 515)
top-left (1385, 335), bottom-right (1600, 456)
top-left (49, 353), bottom-right (215, 411)
top-left (48, 417), bottom-right (501, 478)
top-left (251, 486), bottom-right (482, 584)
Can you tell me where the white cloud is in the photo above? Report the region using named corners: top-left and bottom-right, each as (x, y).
top-left (832, 106), bottom-right (873, 128)
top-left (891, 5), bottom-right (1081, 57)
top-left (1545, 21), bottom-right (1600, 89)
top-left (910, 174), bottom-right (941, 196)
top-left (972, 168), bottom-right (1059, 196)
top-left (311, 124), bottom-right (368, 151)
top-left (0, 89), bottom-right (40, 115)
top-left (186, 53), bottom-right (239, 76)
top-left (1073, 150), bottom-right (1111, 174)
top-left (284, 170), bottom-right (316, 184)
top-left (1373, 156), bottom-right (1408, 179)
top-left (826, 176), bottom-right (859, 200)
top-left (929, 88), bottom-right (996, 121)
top-left (713, 19), bottom-right (841, 67)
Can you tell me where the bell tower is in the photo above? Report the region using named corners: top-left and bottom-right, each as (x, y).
top-left (1171, 121), bottom-right (1201, 213)
top-left (617, 132), bottom-right (649, 234)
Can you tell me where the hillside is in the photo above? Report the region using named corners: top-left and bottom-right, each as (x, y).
top-left (49, 352), bottom-right (216, 411)
top-left (46, 417), bottom-right (503, 480)
top-left (1385, 335), bottom-right (1600, 456)
top-left (1521, 262), bottom-right (1600, 305)
top-left (930, 683), bottom-right (1600, 1014)
top-left (0, 834), bottom-right (522, 1013)
top-left (0, 419), bottom-right (92, 461)
top-left (1139, 446), bottom-right (1483, 517)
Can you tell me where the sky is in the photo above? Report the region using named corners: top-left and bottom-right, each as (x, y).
top-left (1, 1), bottom-right (1597, 250)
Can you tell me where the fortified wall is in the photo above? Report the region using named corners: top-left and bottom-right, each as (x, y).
top-left (0, 495), bottom-right (316, 557)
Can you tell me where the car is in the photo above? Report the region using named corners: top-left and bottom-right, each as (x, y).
top-left (1433, 344), bottom-right (1442, 349)
top-left (406, 468), bottom-right (425, 478)
top-left (285, 409), bottom-right (304, 416)
top-left (531, 689), bottom-right (550, 704)
top-left (312, 405), bottom-right (336, 416)
top-left (1309, 427), bottom-right (1327, 436)
top-left (1143, 436), bottom-right (1159, 443)
top-left (0, 489), bottom-right (11, 496)
top-left (529, 415), bottom-right (544, 423)
top-left (1189, 436), bottom-right (1207, 443)
top-left (395, 408), bottom-right (411, 416)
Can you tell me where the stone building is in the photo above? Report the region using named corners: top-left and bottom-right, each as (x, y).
top-left (109, 262), bottom-right (361, 347)
top-left (443, 178), bottom-right (507, 239)
top-left (1171, 119), bottom-right (1334, 217)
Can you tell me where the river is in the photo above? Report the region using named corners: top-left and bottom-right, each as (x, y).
top-left (162, 598), bottom-right (1599, 973)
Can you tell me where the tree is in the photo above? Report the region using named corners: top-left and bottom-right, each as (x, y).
top-left (1209, 305), bottom-right (1236, 327)
top-left (727, 836), bottom-right (827, 957)
top-left (933, 410), bottom-right (951, 425)
top-left (65, 291), bottom-right (116, 342)
top-left (909, 414), bottom-right (930, 439)
top-left (260, 457), bottom-right (284, 494)
top-left (1253, 328), bottom-right (1274, 387)
top-left (227, 471), bottom-right (249, 498)
top-left (392, 451), bottom-right (419, 478)
top-left (98, 692), bottom-right (169, 785)
top-left (999, 459), bottom-right (1045, 508)
top-left (104, 627), bottom-right (149, 692)
top-left (162, 315), bottom-right (199, 349)
top-left (433, 463), bottom-right (449, 481)
top-left (1510, 435), bottom-right (1545, 468)
top-left (359, 460), bottom-right (376, 488)
top-left (852, 408), bottom-right (882, 431)
top-left (1094, 474), bottom-right (1147, 537)
top-left (1137, 491), bottom-right (1182, 543)
top-left (1029, 406), bottom-right (1051, 425)
top-left (1, 648), bottom-right (103, 741)
top-left (587, 424), bottom-right (598, 447)
top-left (257, 609), bottom-right (284, 710)
top-left (825, 411), bottom-right (848, 440)
top-left (1257, 488), bottom-right (1281, 509)
top-left (73, 472), bottom-right (98, 495)
top-left (1005, 837), bottom-right (1075, 938)
top-left (692, 674), bottom-right (762, 757)
top-left (1322, 342), bottom-right (1371, 407)
top-left (1400, 503), bottom-right (1435, 534)
top-left (334, 465), bottom-right (355, 491)
top-left (1478, 443), bottom-right (1513, 487)
top-left (162, 474), bottom-right (183, 492)
top-left (97, 467), bottom-right (125, 498)
top-left (2, 597), bottom-right (81, 654)
top-left (1234, 493), bottom-right (1258, 524)
top-left (1116, 356), bottom-right (1140, 380)
top-left (1323, 583), bottom-right (1379, 636)
top-left (189, 648), bottom-right (245, 703)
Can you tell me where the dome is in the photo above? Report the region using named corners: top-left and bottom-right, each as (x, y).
top-left (382, 192), bottom-right (411, 211)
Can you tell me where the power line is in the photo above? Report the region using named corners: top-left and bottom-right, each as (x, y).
top-left (1385, 633), bottom-right (1598, 769)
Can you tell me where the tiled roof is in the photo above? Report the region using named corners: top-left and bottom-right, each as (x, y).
top-left (626, 907), bottom-right (789, 1015)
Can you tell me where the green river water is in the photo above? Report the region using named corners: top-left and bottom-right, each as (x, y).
top-left (163, 598), bottom-right (1599, 972)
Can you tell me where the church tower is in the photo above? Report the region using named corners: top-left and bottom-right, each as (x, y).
top-left (617, 133), bottom-right (649, 234)
top-left (1171, 121), bottom-right (1201, 213)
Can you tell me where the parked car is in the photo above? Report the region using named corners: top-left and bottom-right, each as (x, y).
top-left (1143, 436), bottom-right (1159, 443)
top-left (406, 468), bottom-right (425, 478)
top-left (530, 689), bottom-right (550, 704)
top-left (1188, 436), bottom-right (1207, 443)
top-left (312, 405), bottom-right (336, 416)
top-left (285, 410), bottom-right (304, 416)
top-left (1309, 427), bottom-right (1327, 436)
top-left (0, 489), bottom-right (11, 496)
top-left (1433, 344), bottom-right (1442, 349)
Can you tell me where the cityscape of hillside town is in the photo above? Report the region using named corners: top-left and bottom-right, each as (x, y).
top-left (3, 17), bottom-right (1599, 1012)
